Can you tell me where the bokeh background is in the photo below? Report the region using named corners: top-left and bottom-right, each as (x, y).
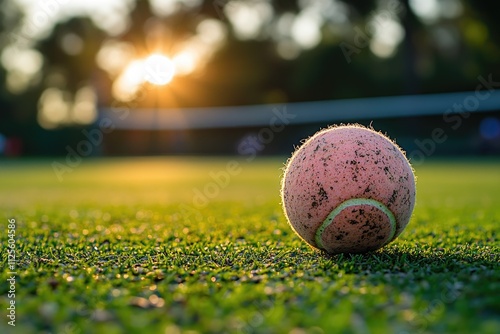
top-left (0, 0), bottom-right (499, 158)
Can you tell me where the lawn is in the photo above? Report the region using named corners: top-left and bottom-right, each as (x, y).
top-left (1, 157), bottom-right (499, 334)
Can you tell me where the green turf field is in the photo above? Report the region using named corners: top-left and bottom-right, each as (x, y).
top-left (1, 157), bottom-right (499, 334)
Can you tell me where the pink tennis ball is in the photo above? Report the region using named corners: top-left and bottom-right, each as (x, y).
top-left (281, 125), bottom-right (416, 254)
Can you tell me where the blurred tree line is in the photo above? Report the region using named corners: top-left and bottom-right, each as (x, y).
top-left (0, 0), bottom-right (499, 155)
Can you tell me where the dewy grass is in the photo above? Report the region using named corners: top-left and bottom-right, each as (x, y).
top-left (0, 157), bottom-right (499, 334)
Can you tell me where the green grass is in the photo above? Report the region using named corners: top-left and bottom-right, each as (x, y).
top-left (1, 157), bottom-right (499, 334)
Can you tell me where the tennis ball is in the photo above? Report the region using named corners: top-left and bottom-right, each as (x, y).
top-left (281, 125), bottom-right (416, 254)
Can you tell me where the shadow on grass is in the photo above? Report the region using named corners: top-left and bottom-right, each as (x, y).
top-left (283, 244), bottom-right (499, 275)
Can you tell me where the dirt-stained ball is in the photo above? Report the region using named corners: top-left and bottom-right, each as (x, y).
top-left (281, 125), bottom-right (416, 254)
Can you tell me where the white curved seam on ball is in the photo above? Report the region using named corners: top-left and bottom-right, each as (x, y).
top-left (315, 198), bottom-right (397, 250)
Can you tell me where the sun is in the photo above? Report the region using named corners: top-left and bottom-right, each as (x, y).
top-left (143, 54), bottom-right (176, 86)
top-left (112, 54), bottom-right (175, 100)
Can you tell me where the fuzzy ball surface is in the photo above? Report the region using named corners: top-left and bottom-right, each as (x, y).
top-left (281, 125), bottom-right (416, 254)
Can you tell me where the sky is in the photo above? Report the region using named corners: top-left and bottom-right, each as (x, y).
top-left (14, 0), bottom-right (134, 38)
top-left (12, 0), bottom-right (338, 51)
